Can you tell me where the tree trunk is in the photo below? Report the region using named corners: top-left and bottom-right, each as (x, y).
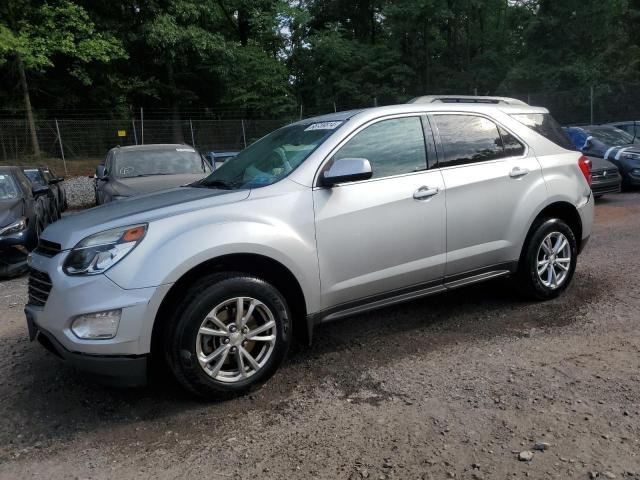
top-left (238, 8), bottom-right (250, 46)
top-left (166, 61), bottom-right (184, 143)
top-left (16, 54), bottom-right (40, 159)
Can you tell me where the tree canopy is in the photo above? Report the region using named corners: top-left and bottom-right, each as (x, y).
top-left (2, 0), bottom-right (640, 120)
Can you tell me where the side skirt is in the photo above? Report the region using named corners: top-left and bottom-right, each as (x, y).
top-left (307, 261), bottom-right (518, 333)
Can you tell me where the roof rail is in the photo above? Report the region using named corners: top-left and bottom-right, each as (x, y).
top-left (408, 95), bottom-right (528, 106)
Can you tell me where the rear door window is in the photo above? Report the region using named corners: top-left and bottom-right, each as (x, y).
top-left (510, 113), bottom-right (575, 150)
top-left (499, 126), bottom-right (525, 157)
top-left (433, 114), bottom-right (509, 167)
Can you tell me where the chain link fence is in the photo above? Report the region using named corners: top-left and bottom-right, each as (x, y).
top-left (2, 83), bottom-right (640, 170)
top-left (0, 117), bottom-right (289, 165)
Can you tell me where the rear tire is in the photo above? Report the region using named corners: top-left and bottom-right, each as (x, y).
top-left (164, 272), bottom-right (291, 399)
top-left (516, 218), bottom-right (578, 300)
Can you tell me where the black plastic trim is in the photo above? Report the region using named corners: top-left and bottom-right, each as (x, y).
top-left (34, 327), bottom-right (148, 387)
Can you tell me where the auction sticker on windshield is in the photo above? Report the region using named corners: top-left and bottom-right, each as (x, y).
top-left (177, 148), bottom-right (196, 152)
top-left (305, 121), bottom-right (343, 131)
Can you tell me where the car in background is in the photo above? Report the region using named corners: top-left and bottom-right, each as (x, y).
top-left (588, 156), bottom-right (622, 198)
top-left (0, 166), bottom-right (49, 277)
top-left (203, 151), bottom-right (239, 171)
top-left (20, 167), bottom-right (60, 223)
top-left (95, 144), bottom-right (212, 204)
top-left (563, 125), bottom-right (640, 188)
top-left (42, 166), bottom-right (67, 213)
top-left (606, 121), bottom-right (639, 138)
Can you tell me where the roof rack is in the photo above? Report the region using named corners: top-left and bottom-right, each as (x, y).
top-left (408, 95), bottom-right (528, 106)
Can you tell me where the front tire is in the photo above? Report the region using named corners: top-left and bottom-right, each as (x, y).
top-left (517, 218), bottom-right (578, 300)
top-left (164, 272), bottom-right (291, 398)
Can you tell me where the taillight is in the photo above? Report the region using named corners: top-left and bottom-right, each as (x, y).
top-left (578, 155), bottom-right (592, 186)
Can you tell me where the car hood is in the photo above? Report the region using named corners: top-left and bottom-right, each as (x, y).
top-left (600, 145), bottom-right (640, 161)
top-left (42, 186), bottom-right (249, 249)
top-left (0, 199), bottom-right (23, 229)
top-left (110, 173), bottom-right (209, 196)
top-left (587, 156), bottom-right (617, 171)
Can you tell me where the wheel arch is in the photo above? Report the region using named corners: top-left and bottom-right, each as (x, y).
top-left (521, 201), bottom-right (583, 261)
top-left (151, 253), bottom-right (310, 361)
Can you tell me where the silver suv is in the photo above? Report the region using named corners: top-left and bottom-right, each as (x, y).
top-left (25, 102), bottom-right (594, 398)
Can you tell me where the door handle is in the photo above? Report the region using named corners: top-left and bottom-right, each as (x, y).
top-left (509, 167), bottom-right (530, 178)
top-left (413, 186), bottom-right (440, 200)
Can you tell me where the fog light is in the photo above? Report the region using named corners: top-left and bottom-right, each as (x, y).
top-left (71, 309), bottom-right (121, 339)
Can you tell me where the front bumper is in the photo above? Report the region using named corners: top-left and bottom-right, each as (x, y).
top-left (34, 325), bottom-right (147, 387)
top-left (25, 249), bottom-right (172, 382)
top-left (622, 169), bottom-right (640, 186)
top-left (591, 177), bottom-right (621, 196)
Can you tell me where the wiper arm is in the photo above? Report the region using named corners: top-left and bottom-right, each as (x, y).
top-left (130, 173), bottom-right (174, 177)
top-left (201, 179), bottom-right (234, 190)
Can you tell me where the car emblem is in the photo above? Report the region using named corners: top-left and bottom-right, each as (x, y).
top-left (603, 171), bottom-right (607, 177)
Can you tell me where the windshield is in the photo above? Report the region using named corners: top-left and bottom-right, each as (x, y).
top-left (0, 173), bottom-right (19, 201)
top-left (588, 127), bottom-right (639, 146)
top-left (198, 122), bottom-right (342, 189)
top-left (22, 168), bottom-right (46, 186)
top-left (114, 147), bottom-right (210, 178)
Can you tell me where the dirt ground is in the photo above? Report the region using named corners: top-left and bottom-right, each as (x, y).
top-left (0, 194), bottom-right (639, 480)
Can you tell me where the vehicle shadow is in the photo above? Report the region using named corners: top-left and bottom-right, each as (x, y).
top-left (0, 269), bottom-right (608, 457)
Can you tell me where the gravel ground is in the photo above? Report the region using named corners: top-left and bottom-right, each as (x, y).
top-left (0, 193), bottom-right (639, 479)
top-left (63, 176), bottom-right (96, 209)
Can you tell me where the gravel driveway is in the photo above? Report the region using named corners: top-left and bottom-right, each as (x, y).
top-left (0, 194), bottom-right (639, 479)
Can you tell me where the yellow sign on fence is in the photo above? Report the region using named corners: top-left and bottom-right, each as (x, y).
top-left (117, 130), bottom-right (126, 137)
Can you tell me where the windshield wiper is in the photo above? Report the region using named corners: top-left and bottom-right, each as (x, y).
top-left (130, 173), bottom-right (174, 177)
top-left (200, 179), bottom-right (235, 190)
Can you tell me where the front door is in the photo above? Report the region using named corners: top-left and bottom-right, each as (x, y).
top-left (313, 115), bottom-right (447, 310)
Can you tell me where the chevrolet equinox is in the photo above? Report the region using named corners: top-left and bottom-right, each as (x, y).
top-left (25, 102), bottom-right (594, 398)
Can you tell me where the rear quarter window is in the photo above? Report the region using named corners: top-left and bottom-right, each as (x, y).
top-left (510, 113), bottom-right (575, 150)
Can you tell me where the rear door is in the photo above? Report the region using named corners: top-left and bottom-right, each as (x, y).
top-left (430, 113), bottom-right (546, 278)
top-left (313, 115), bottom-right (447, 310)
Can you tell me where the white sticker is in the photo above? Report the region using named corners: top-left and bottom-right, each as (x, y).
top-left (176, 148), bottom-right (196, 152)
top-left (0, 175), bottom-right (5, 179)
top-left (304, 121), bottom-right (342, 131)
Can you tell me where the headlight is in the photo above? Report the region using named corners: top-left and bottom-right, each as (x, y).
top-left (0, 217), bottom-right (27, 236)
top-left (623, 152), bottom-right (640, 161)
top-left (63, 223), bottom-right (147, 275)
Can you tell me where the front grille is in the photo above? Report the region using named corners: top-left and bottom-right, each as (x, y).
top-left (591, 168), bottom-right (621, 180)
top-left (28, 268), bottom-right (52, 307)
top-left (34, 239), bottom-right (62, 258)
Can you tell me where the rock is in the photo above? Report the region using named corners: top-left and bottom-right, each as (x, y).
top-left (533, 442), bottom-right (550, 451)
top-left (588, 473), bottom-right (598, 480)
top-left (602, 472), bottom-right (616, 479)
top-left (518, 451), bottom-right (534, 462)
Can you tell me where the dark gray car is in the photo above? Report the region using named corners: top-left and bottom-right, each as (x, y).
top-left (95, 144), bottom-right (211, 204)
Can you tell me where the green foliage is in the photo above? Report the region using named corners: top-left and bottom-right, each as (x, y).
top-left (0, 0), bottom-right (125, 83)
top-left (1, 0), bottom-right (640, 117)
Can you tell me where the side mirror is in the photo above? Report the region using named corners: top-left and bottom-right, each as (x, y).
top-left (32, 185), bottom-right (50, 197)
top-left (320, 158), bottom-right (373, 187)
top-left (95, 165), bottom-right (108, 181)
top-left (57, 176), bottom-right (64, 183)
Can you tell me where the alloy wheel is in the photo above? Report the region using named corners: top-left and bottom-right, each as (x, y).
top-left (536, 231), bottom-right (572, 289)
top-left (195, 297), bottom-right (277, 383)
